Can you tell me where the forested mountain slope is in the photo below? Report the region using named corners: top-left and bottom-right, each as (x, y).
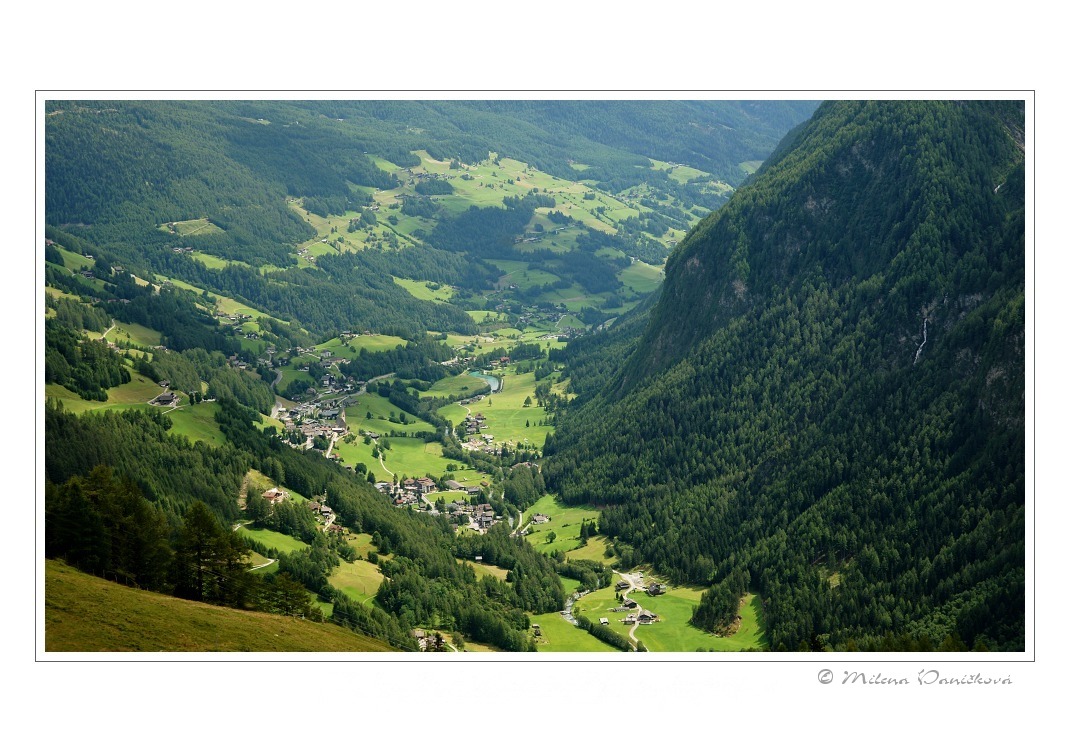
top-left (45, 100), bottom-right (814, 340)
top-left (543, 101), bottom-right (1026, 651)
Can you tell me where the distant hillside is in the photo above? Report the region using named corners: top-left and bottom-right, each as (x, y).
top-left (44, 100), bottom-right (815, 340)
top-left (544, 101), bottom-right (1025, 651)
top-left (44, 559), bottom-right (397, 652)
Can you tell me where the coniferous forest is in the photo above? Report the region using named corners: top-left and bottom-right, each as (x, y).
top-left (543, 101), bottom-right (1025, 651)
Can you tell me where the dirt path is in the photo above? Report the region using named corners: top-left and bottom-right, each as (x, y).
top-left (612, 569), bottom-right (646, 647)
top-left (236, 472), bottom-right (250, 510)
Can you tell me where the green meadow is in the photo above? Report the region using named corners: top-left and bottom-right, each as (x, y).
top-left (529, 612), bottom-right (619, 652)
top-left (447, 369), bottom-right (554, 448)
top-left (618, 260), bottom-right (665, 294)
top-left (565, 536), bottom-right (617, 566)
top-left (45, 560), bottom-right (393, 652)
top-left (522, 495), bottom-right (601, 556)
top-left (104, 321), bottom-right (163, 348)
top-left (159, 218), bottom-right (225, 236)
top-left (461, 558), bottom-right (510, 581)
top-left (236, 525), bottom-right (310, 555)
top-left (343, 391), bottom-right (435, 434)
top-left (629, 589), bottom-right (766, 652)
top-left (189, 251), bottom-right (242, 270)
top-left (466, 310), bottom-right (510, 325)
top-left (649, 158), bottom-right (710, 184)
top-left (58, 247), bottom-right (93, 270)
top-left (317, 333), bottom-right (408, 359)
top-left (420, 372), bottom-right (489, 399)
top-left (165, 401), bottom-right (225, 447)
top-left (346, 532), bottom-right (385, 560)
top-left (328, 559), bottom-right (384, 606)
top-left (45, 371), bottom-right (163, 415)
top-left (392, 277), bottom-right (455, 303)
top-left (332, 434), bottom-right (489, 485)
top-left (570, 576), bottom-right (767, 652)
top-left (486, 259), bottom-right (561, 290)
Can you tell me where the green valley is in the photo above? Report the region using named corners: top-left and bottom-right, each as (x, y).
top-left (42, 98), bottom-right (1024, 655)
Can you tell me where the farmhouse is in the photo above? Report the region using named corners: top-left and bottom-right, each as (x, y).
top-left (638, 610), bottom-right (658, 624)
top-left (261, 487), bottom-right (288, 503)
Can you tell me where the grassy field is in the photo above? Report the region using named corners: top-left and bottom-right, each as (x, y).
top-left (165, 401), bottom-right (225, 447)
top-left (44, 559), bottom-right (394, 652)
top-left (328, 559), bottom-right (384, 606)
top-left (343, 391), bottom-right (435, 435)
top-left (630, 589), bottom-right (765, 652)
top-left (466, 310), bottom-right (511, 325)
top-left (332, 434), bottom-right (489, 485)
top-left (155, 275), bottom-right (287, 327)
top-left (190, 251), bottom-right (240, 270)
top-left (236, 525), bottom-right (310, 555)
top-left (530, 612), bottom-right (619, 652)
top-left (345, 532), bottom-right (381, 559)
top-left (522, 495), bottom-right (602, 556)
top-left (45, 285), bottom-right (80, 301)
top-left (571, 577), bottom-right (767, 652)
top-left (486, 259), bottom-right (561, 290)
top-left (44, 372), bottom-right (230, 448)
top-left (420, 372), bottom-right (489, 399)
top-left (564, 536), bottom-right (617, 566)
top-left (104, 320), bottom-right (163, 348)
top-left (380, 438), bottom-right (483, 481)
top-left (618, 260), bottom-right (665, 294)
top-left (316, 333), bottom-right (407, 359)
top-left (392, 277), bottom-right (454, 303)
top-left (58, 247), bottom-right (93, 270)
top-left (450, 369), bottom-right (554, 448)
top-left (159, 218), bottom-right (225, 236)
top-left (460, 558), bottom-right (511, 581)
top-left (649, 158), bottom-right (710, 184)
top-left (45, 371), bottom-right (164, 414)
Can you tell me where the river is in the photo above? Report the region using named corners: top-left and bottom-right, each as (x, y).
top-left (468, 370), bottom-right (501, 393)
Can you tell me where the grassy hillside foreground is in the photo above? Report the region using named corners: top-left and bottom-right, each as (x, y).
top-left (44, 560), bottom-right (396, 652)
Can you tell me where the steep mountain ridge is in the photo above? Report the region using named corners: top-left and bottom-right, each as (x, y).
top-left (621, 100), bottom-right (1024, 389)
top-left (544, 100), bottom-right (1026, 650)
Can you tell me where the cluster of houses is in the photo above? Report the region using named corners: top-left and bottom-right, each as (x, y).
top-left (409, 629), bottom-right (447, 652)
top-left (375, 477), bottom-right (439, 507)
top-left (615, 579), bottom-right (665, 596)
top-left (460, 412), bottom-right (488, 438)
top-left (281, 401), bottom-right (349, 445)
top-left (306, 498), bottom-right (343, 532)
top-left (371, 476), bottom-right (502, 532)
top-left (464, 502), bottom-right (499, 531)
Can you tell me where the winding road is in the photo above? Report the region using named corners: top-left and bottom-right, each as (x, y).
top-left (612, 569), bottom-right (647, 646)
